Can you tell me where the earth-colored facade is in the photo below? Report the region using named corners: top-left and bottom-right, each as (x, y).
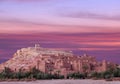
top-left (0, 44), bottom-right (116, 76)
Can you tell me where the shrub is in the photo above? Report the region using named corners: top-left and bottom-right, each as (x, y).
top-left (67, 72), bottom-right (84, 79)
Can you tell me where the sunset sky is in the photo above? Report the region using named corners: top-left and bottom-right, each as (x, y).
top-left (0, 0), bottom-right (120, 64)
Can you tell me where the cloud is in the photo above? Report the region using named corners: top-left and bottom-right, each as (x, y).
top-left (0, 0), bottom-right (51, 3)
top-left (0, 32), bottom-right (120, 47)
top-left (60, 11), bottom-right (120, 21)
top-left (78, 48), bottom-right (120, 51)
top-left (1, 17), bottom-right (120, 34)
top-left (0, 32), bottom-right (120, 64)
top-left (74, 42), bottom-right (120, 47)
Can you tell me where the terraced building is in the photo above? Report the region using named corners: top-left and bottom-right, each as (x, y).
top-left (0, 44), bottom-right (116, 76)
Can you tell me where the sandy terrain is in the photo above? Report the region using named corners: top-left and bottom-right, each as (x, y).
top-left (0, 80), bottom-right (119, 84)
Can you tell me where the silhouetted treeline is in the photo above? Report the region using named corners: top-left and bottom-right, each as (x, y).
top-left (0, 67), bottom-right (120, 80)
top-left (0, 67), bottom-right (64, 80)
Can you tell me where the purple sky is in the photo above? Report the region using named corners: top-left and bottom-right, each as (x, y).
top-left (0, 0), bottom-right (120, 64)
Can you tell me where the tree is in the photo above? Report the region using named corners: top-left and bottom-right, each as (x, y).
top-left (82, 64), bottom-right (89, 77)
top-left (48, 68), bottom-right (53, 75)
top-left (67, 72), bottom-right (84, 79)
top-left (1, 67), bottom-right (13, 79)
top-left (56, 70), bottom-right (61, 77)
top-left (113, 68), bottom-right (120, 77)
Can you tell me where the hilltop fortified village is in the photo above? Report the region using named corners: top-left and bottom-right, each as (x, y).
top-left (0, 44), bottom-right (116, 77)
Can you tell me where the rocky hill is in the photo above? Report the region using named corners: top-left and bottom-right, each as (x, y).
top-left (0, 44), bottom-right (73, 72)
top-left (0, 44), bottom-right (116, 75)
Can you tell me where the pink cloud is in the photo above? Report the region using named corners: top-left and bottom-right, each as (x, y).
top-left (0, 32), bottom-right (120, 64)
top-left (47, 47), bottom-right (119, 51)
top-left (0, 33), bottom-right (120, 51)
top-left (0, 32), bottom-right (120, 42)
top-left (73, 41), bottom-right (120, 47)
top-left (0, 22), bottom-right (120, 34)
top-left (1, 16), bottom-right (120, 34)
top-left (77, 48), bottom-right (120, 51)
top-left (60, 11), bottom-right (120, 21)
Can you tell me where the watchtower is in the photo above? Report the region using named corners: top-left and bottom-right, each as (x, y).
top-left (35, 44), bottom-right (40, 50)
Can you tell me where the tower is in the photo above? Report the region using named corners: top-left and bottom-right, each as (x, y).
top-left (102, 60), bottom-right (107, 71)
top-left (35, 44), bottom-right (40, 50)
top-left (84, 53), bottom-right (88, 57)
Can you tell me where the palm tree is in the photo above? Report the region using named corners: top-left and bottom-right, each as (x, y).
top-left (56, 70), bottom-right (60, 75)
top-left (82, 64), bottom-right (89, 77)
top-left (48, 68), bottom-right (53, 75)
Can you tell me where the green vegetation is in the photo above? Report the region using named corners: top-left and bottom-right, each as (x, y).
top-left (91, 68), bottom-right (120, 79)
top-left (0, 67), bottom-right (119, 80)
top-left (82, 64), bottom-right (89, 77)
top-left (67, 67), bottom-right (120, 79)
top-left (67, 72), bottom-right (85, 79)
top-left (0, 67), bottom-right (64, 80)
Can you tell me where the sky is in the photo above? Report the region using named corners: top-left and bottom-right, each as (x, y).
top-left (0, 0), bottom-right (120, 64)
